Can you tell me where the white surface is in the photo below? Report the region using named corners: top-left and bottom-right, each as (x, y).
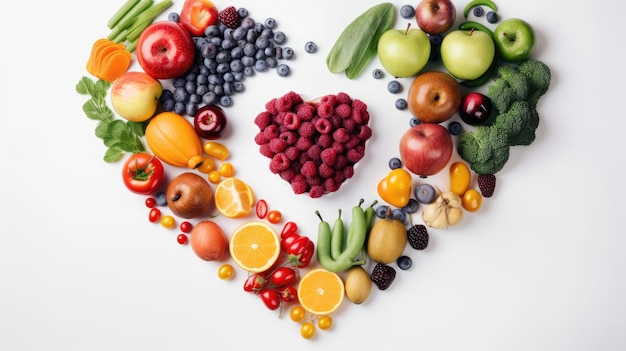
top-left (1, 0), bottom-right (624, 350)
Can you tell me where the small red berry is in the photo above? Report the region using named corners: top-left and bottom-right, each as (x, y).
top-left (177, 234), bottom-right (188, 245)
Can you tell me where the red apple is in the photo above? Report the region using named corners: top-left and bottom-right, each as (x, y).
top-left (408, 70), bottom-right (462, 124)
top-left (166, 172), bottom-right (213, 219)
top-left (136, 21), bottom-right (195, 79)
top-left (460, 92), bottom-right (493, 125)
top-left (194, 105), bottom-right (228, 139)
top-left (399, 123), bottom-right (453, 177)
top-left (415, 0), bottom-right (456, 35)
top-left (111, 71), bottom-right (163, 122)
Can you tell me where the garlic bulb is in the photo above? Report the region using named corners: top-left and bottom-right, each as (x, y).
top-left (422, 191), bottom-right (463, 229)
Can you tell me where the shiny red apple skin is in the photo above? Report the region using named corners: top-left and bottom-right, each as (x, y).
top-left (415, 0), bottom-right (456, 35)
top-left (460, 92), bottom-right (493, 125)
top-left (194, 105), bottom-right (228, 139)
top-left (399, 122), bottom-right (453, 177)
top-left (136, 21), bottom-right (195, 79)
top-left (408, 71), bottom-right (462, 124)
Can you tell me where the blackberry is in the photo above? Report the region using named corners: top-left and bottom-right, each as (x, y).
top-left (370, 263), bottom-right (396, 290)
top-left (477, 174), bottom-right (496, 198)
top-left (407, 224), bottom-right (429, 250)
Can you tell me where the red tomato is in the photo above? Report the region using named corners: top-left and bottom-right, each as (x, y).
top-left (280, 221), bottom-right (298, 239)
top-left (279, 286), bottom-right (298, 303)
top-left (179, 0), bottom-right (219, 37)
top-left (148, 208), bottom-right (161, 223)
top-left (269, 267), bottom-right (298, 287)
top-left (122, 153), bottom-right (164, 195)
top-left (259, 289), bottom-right (281, 310)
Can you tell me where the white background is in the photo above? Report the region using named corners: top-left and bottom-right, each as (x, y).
top-left (1, 0), bottom-right (624, 350)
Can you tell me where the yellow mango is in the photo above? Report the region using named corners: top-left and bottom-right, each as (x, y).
top-left (145, 112), bottom-right (204, 169)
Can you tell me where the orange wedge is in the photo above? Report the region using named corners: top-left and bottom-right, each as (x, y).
top-left (214, 177), bottom-right (254, 218)
top-left (297, 268), bottom-right (345, 316)
top-left (229, 221), bottom-right (280, 273)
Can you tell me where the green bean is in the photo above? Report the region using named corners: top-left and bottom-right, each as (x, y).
top-left (107, 0), bottom-right (141, 29)
top-left (330, 209), bottom-right (344, 260)
top-left (338, 199), bottom-right (367, 261)
top-left (315, 211), bottom-right (355, 273)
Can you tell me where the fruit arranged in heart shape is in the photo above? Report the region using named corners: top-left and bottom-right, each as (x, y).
top-left (254, 91), bottom-right (372, 198)
top-left (377, 168), bottom-right (413, 208)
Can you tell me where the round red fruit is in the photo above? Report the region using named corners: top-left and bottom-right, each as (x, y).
top-left (122, 153), bottom-right (164, 195)
top-left (194, 105), bottom-right (227, 139)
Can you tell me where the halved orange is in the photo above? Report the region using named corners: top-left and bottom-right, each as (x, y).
top-left (214, 177), bottom-right (254, 218)
top-left (229, 221), bottom-right (280, 273)
top-left (297, 268), bottom-right (345, 316)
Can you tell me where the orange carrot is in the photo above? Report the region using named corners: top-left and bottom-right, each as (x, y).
top-left (99, 50), bottom-right (133, 82)
top-left (86, 38), bottom-right (132, 82)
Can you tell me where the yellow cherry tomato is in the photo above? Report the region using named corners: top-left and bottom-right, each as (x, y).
top-left (290, 305), bottom-right (306, 322)
top-left (218, 162), bottom-right (235, 177)
top-left (203, 141), bottom-right (229, 160)
top-left (160, 215), bottom-right (176, 229)
top-left (217, 264), bottom-right (235, 280)
top-left (197, 157), bottom-right (216, 174)
top-left (450, 161), bottom-right (471, 196)
top-left (207, 170), bottom-right (221, 184)
top-left (318, 315), bottom-right (333, 330)
top-left (462, 189), bottom-right (483, 212)
top-left (300, 322), bottom-right (316, 339)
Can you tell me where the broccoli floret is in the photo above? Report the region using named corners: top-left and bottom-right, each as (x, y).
top-left (517, 59), bottom-right (551, 108)
top-left (487, 65), bottom-right (530, 113)
top-left (493, 100), bottom-right (540, 146)
top-left (457, 125), bottom-right (510, 174)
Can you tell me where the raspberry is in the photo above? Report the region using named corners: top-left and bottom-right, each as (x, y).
top-left (334, 154), bottom-right (348, 170)
top-left (332, 127), bottom-right (350, 143)
top-left (280, 167), bottom-right (296, 182)
top-left (314, 118), bottom-right (332, 134)
top-left (284, 146), bottom-right (300, 161)
top-left (275, 95), bottom-right (293, 112)
top-left (263, 124), bottom-right (279, 140)
top-left (351, 98), bottom-right (367, 113)
top-left (320, 147), bottom-right (338, 166)
top-left (346, 148), bottom-right (364, 163)
top-left (301, 160), bottom-right (317, 177)
top-left (269, 138), bottom-right (287, 153)
top-left (317, 102), bottom-right (335, 118)
top-left (333, 171), bottom-right (346, 185)
top-left (308, 185), bottom-right (325, 198)
top-left (335, 103), bottom-right (352, 118)
top-left (341, 118), bottom-right (356, 133)
top-left (370, 263), bottom-right (396, 290)
top-left (284, 91), bottom-right (303, 105)
top-left (218, 6), bottom-right (241, 29)
top-left (343, 165), bottom-right (355, 179)
top-left (254, 111), bottom-right (271, 129)
top-left (306, 144), bottom-right (322, 160)
top-left (317, 134), bottom-right (333, 149)
top-left (329, 115), bottom-right (342, 129)
top-left (254, 131), bottom-right (268, 145)
top-left (306, 175), bottom-right (323, 187)
top-left (295, 103), bottom-right (315, 121)
top-left (407, 224), bottom-right (429, 250)
top-left (357, 125), bottom-right (372, 141)
top-left (477, 174), bottom-right (496, 198)
top-left (323, 177), bottom-right (340, 193)
top-left (265, 98), bottom-right (278, 115)
top-left (279, 131), bottom-right (297, 145)
top-left (269, 153), bottom-right (290, 173)
top-left (259, 143), bottom-right (274, 158)
top-left (345, 135), bottom-right (360, 150)
top-left (319, 94), bottom-right (338, 107)
top-left (290, 180), bottom-right (308, 194)
top-left (295, 136), bottom-right (313, 151)
top-left (283, 112), bottom-right (301, 130)
top-left (336, 92), bottom-right (352, 105)
top-left (331, 141), bottom-right (344, 155)
top-left (297, 121), bottom-right (316, 138)
top-left (318, 163), bottom-right (335, 178)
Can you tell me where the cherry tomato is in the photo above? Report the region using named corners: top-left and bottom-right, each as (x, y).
top-left (122, 153), bottom-right (165, 195)
top-left (177, 234), bottom-right (188, 245)
top-left (207, 170), bottom-right (221, 183)
top-left (290, 305), bottom-right (306, 322)
top-left (280, 285), bottom-right (298, 303)
top-left (270, 267), bottom-right (298, 287)
top-left (148, 208), bottom-right (161, 223)
top-left (300, 322), bottom-right (316, 339)
top-left (145, 197), bottom-right (156, 208)
top-left (179, 221), bottom-right (193, 233)
top-left (280, 221), bottom-right (298, 239)
top-left (259, 289), bottom-right (281, 310)
top-left (179, 0), bottom-right (219, 37)
top-left (267, 210), bottom-right (282, 224)
top-left (256, 199), bottom-right (268, 219)
top-left (318, 315), bottom-right (333, 330)
top-left (218, 162), bottom-right (235, 177)
top-left (462, 189), bottom-right (483, 212)
top-left (450, 161), bottom-right (471, 196)
top-left (197, 157), bottom-right (215, 174)
top-left (160, 215), bottom-right (176, 229)
top-left (217, 264), bottom-right (234, 280)
top-left (203, 141), bottom-right (229, 160)
top-left (243, 273), bottom-right (267, 292)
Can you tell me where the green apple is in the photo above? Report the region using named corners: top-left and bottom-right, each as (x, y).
top-left (111, 71), bottom-right (163, 123)
top-left (440, 29), bottom-right (495, 80)
top-left (377, 25), bottom-right (431, 78)
top-left (493, 18), bottom-right (535, 62)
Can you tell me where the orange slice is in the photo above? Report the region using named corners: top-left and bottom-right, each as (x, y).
top-left (229, 221), bottom-right (280, 273)
top-left (214, 177), bottom-right (254, 218)
top-left (297, 268), bottom-right (345, 316)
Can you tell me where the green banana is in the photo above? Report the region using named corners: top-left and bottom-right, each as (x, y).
top-left (463, 0), bottom-right (498, 18)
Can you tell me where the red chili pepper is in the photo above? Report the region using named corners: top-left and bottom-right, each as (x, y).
top-left (286, 236), bottom-right (315, 268)
top-left (280, 221), bottom-right (298, 239)
top-left (281, 232), bottom-right (300, 252)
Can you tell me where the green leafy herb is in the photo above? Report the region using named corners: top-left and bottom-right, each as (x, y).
top-left (76, 76), bottom-right (146, 163)
top-left (326, 2), bottom-right (395, 79)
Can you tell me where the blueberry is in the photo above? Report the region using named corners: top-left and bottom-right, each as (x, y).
top-left (204, 25), bottom-right (221, 37)
top-left (402, 199), bottom-right (419, 214)
top-left (241, 17), bottom-right (255, 29)
top-left (375, 205), bottom-right (389, 219)
top-left (473, 7), bottom-right (484, 17)
top-left (448, 121), bottom-right (463, 135)
top-left (388, 157), bottom-right (402, 169)
top-left (428, 34), bottom-right (443, 47)
top-left (282, 47), bottom-right (295, 60)
top-left (232, 26), bottom-right (247, 40)
top-left (395, 98), bottom-right (408, 110)
top-left (400, 5), bottom-right (415, 19)
top-left (391, 208), bottom-right (407, 223)
top-left (155, 192), bottom-right (167, 207)
top-left (397, 255), bottom-right (413, 270)
top-left (255, 36), bottom-right (270, 50)
top-left (161, 98), bottom-right (175, 111)
top-left (387, 80), bottom-right (402, 94)
top-left (202, 92), bottom-right (218, 105)
top-left (372, 68), bottom-right (384, 79)
top-left (219, 95), bottom-right (233, 107)
top-left (173, 102), bottom-right (186, 115)
top-left (414, 183), bottom-right (436, 204)
top-left (266, 57), bottom-right (278, 68)
top-left (173, 87), bottom-right (189, 102)
top-left (304, 41), bottom-right (317, 53)
top-left (168, 12), bottom-right (180, 22)
top-left (486, 11), bottom-right (498, 23)
top-left (429, 47), bottom-right (441, 62)
top-left (273, 31), bottom-right (286, 44)
top-left (264, 18), bottom-right (276, 29)
top-left (237, 7), bottom-right (248, 18)
top-left (186, 102), bottom-right (198, 116)
top-left (409, 117), bottom-right (421, 127)
top-left (276, 63), bottom-right (290, 77)
top-left (254, 59), bottom-right (268, 72)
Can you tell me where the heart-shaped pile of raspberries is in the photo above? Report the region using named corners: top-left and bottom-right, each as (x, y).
top-left (254, 91), bottom-right (372, 198)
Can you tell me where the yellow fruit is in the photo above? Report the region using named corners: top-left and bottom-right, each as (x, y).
top-left (145, 112), bottom-right (204, 169)
top-left (214, 177), bottom-right (254, 218)
top-left (297, 268), bottom-right (345, 316)
top-left (229, 221), bottom-right (280, 273)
